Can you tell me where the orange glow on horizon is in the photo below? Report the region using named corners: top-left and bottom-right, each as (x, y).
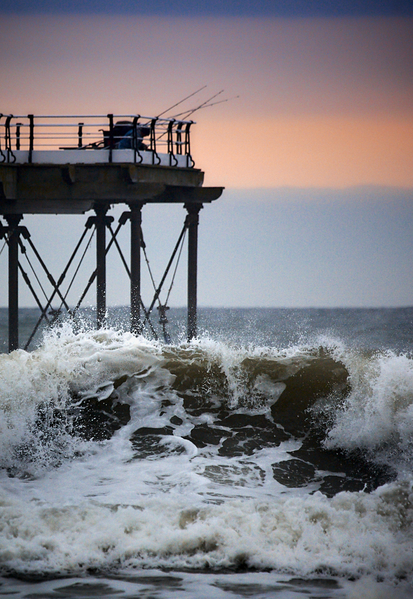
top-left (1, 14), bottom-right (412, 190)
top-left (198, 115), bottom-right (413, 188)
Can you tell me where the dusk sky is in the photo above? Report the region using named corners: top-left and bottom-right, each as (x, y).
top-left (0, 1), bottom-right (412, 308)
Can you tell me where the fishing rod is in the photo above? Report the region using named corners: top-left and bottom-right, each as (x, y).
top-left (170, 95), bottom-right (240, 120)
top-left (176, 89), bottom-right (225, 121)
top-left (130, 87), bottom-right (208, 137)
top-left (155, 90), bottom-right (226, 142)
top-left (157, 85), bottom-right (207, 119)
top-left (155, 90), bottom-right (239, 144)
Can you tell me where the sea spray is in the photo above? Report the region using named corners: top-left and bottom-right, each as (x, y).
top-left (324, 348), bottom-right (413, 472)
top-left (1, 314), bottom-right (413, 597)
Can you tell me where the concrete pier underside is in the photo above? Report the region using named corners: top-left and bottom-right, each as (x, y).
top-left (0, 162), bottom-right (222, 214)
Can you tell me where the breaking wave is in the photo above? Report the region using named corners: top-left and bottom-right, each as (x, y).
top-left (1, 323), bottom-right (413, 589)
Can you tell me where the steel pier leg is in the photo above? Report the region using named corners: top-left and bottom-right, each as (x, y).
top-left (6, 215), bottom-right (22, 352)
top-left (95, 207), bottom-right (107, 328)
top-left (185, 203), bottom-right (202, 341)
top-left (130, 203), bottom-right (143, 335)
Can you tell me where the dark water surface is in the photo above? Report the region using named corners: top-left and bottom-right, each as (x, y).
top-left (1, 308), bottom-right (413, 598)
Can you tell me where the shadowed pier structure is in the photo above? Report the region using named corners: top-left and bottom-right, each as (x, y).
top-left (0, 113), bottom-right (223, 351)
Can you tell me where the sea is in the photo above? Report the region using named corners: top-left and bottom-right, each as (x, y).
top-left (1, 306), bottom-right (413, 598)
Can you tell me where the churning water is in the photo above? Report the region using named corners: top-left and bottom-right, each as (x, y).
top-left (1, 307), bottom-right (413, 598)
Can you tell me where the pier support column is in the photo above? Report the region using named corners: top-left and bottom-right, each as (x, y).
top-left (5, 215), bottom-right (22, 352)
top-left (130, 203), bottom-right (143, 335)
top-left (95, 206), bottom-right (108, 328)
top-left (185, 203), bottom-right (202, 341)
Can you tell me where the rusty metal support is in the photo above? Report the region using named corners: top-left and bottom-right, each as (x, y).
top-left (95, 206), bottom-right (108, 328)
top-left (185, 203), bottom-right (202, 341)
top-left (5, 215), bottom-right (22, 351)
top-left (130, 203), bottom-right (143, 335)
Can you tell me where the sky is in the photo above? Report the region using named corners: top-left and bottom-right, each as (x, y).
top-left (0, 1), bottom-right (413, 309)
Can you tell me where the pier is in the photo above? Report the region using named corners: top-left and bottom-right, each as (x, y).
top-left (0, 113), bottom-right (223, 351)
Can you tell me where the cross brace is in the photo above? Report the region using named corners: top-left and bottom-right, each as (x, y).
top-left (1, 202), bottom-right (203, 351)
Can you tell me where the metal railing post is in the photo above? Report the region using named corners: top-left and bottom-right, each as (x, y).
top-left (184, 121), bottom-right (193, 167)
top-left (16, 123), bottom-right (22, 150)
top-left (28, 114), bottom-right (34, 163)
top-left (107, 113), bottom-right (114, 163)
top-left (77, 122), bottom-right (84, 148)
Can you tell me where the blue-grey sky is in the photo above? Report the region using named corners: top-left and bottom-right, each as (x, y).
top-left (1, 186), bottom-right (412, 309)
top-left (2, 0), bottom-right (412, 16)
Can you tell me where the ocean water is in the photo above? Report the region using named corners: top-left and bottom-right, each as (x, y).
top-left (1, 307), bottom-right (413, 598)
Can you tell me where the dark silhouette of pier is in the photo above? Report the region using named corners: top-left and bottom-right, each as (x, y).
top-left (0, 113), bottom-right (223, 351)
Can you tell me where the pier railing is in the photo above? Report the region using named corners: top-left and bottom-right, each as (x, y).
top-left (0, 113), bottom-right (195, 167)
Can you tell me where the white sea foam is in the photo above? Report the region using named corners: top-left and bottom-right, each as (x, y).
top-left (1, 324), bottom-right (413, 594)
top-left (325, 349), bottom-right (413, 469)
top-left (1, 480), bottom-right (413, 581)
top-left (0, 325), bottom-right (168, 466)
